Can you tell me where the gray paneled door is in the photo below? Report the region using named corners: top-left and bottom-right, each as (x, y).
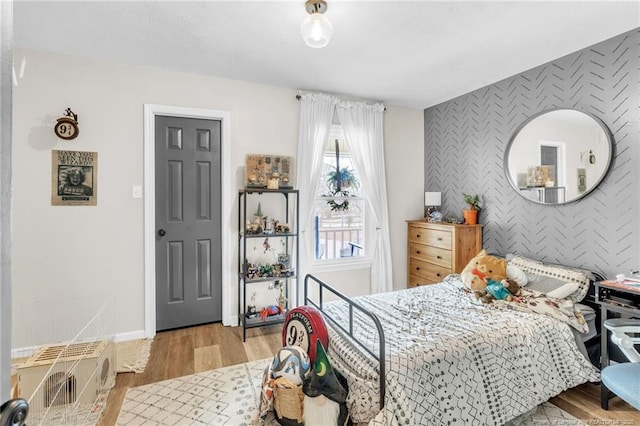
top-left (540, 145), bottom-right (559, 204)
top-left (155, 115), bottom-right (222, 331)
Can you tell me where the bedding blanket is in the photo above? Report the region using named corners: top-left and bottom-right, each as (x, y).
top-left (323, 275), bottom-right (599, 425)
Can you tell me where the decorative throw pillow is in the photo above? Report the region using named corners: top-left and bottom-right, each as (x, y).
top-left (506, 265), bottom-right (528, 287)
top-left (525, 274), bottom-right (567, 294)
top-left (546, 282), bottom-right (580, 299)
top-left (508, 255), bottom-right (590, 302)
top-left (461, 249), bottom-right (507, 290)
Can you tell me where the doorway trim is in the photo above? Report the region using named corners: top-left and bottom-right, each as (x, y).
top-left (0, 0), bottom-right (13, 402)
top-left (143, 104), bottom-right (231, 338)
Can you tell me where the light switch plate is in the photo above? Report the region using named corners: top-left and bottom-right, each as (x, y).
top-left (132, 185), bottom-right (143, 199)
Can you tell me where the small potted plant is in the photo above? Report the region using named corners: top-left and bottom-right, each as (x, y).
top-left (462, 193), bottom-right (481, 225)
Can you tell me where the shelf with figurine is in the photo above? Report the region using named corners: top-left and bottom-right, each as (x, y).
top-left (244, 282), bottom-right (289, 328)
top-left (241, 241), bottom-right (295, 282)
top-left (241, 261), bottom-right (296, 283)
top-left (244, 207), bottom-right (294, 237)
top-left (238, 188), bottom-right (299, 341)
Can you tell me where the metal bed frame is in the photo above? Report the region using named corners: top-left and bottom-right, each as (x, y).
top-left (303, 270), bottom-right (605, 414)
top-left (303, 274), bottom-right (386, 410)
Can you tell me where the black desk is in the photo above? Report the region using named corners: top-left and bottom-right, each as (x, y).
top-left (595, 280), bottom-right (640, 409)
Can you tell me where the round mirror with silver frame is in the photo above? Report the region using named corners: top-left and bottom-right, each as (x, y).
top-left (504, 108), bottom-right (613, 205)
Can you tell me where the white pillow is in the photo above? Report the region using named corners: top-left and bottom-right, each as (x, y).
top-left (507, 255), bottom-right (590, 302)
top-left (546, 282), bottom-right (580, 299)
top-left (506, 265), bottom-right (528, 287)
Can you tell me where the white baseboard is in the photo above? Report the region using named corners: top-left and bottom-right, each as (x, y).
top-left (225, 316), bottom-right (239, 327)
top-left (114, 329), bottom-right (147, 343)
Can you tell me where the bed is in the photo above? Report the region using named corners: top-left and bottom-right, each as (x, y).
top-left (303, 254), bottom-right (602, 425)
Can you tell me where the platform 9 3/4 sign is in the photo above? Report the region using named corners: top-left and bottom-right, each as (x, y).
top-left (282, 306), bottom-right (329, 363)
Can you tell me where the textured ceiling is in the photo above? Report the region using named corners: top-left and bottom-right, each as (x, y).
top-left (13, 1), bottom-right (640, 109)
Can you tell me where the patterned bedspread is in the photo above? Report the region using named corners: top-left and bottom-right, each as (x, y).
top-left (322, 276), bottom-right (600, 425)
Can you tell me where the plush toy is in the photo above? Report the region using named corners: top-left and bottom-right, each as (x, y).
top-left (502, 278), bottom-right (522, 298)
top-left (462, 250), bottom-right (507, 282)
top-left (271, 346), bottom-right (311, 386)
top-left (483, 278), bottom-right (524, 303)
top-left (268, 346), bottom-right (312, 426)
top-left (303, 340), bottom-right (350, 426)
top-left (485, 278), bottom-right (512, 301)
top-left (459, 268), bottom-right (488, 303)
top-left (468, 268), bottom-right (487, 290)
top-left (461, 250), bottom-right (508, 302)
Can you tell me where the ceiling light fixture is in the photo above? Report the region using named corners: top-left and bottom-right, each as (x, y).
top-left (301, 0), bottom-right (333, 48)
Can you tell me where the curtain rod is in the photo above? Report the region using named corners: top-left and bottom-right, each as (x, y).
top-left (295, 94), bottom-right (386, 111)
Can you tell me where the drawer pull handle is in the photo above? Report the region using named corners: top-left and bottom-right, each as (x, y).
top-left (437, 238), bottom-right (443, 241)
top-left (437, 273), bottom-right (441, 277)
top-left (416, 267), bottom-right (420, 270)
top-left (416, 250), bottom-right (421, 254)
top-left (437, 255), bottom-right (442, 259)
top-left (416, 234), bottom-right (420, 238)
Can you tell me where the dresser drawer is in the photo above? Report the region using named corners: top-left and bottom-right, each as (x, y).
top-left (408, 274), bottom-right (438, 287)
top-left (409, 243), bottom-right (451, 267)
top-left (406, 221), bottom-right (482, 289)
top-left (408, 227), bottom-right (452, 250)
top-left (409, 258), bottom-right (451, 282)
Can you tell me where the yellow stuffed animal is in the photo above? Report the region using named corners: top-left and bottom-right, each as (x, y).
top-left (460, 250), bottom-right (508, 302)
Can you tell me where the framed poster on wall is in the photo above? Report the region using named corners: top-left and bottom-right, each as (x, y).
top-left (577, 168), bottom-right (587, 193)
top-left (244, 154), bottom-right (293, 189)
top-left (51, 150), bottom-right (98, 206)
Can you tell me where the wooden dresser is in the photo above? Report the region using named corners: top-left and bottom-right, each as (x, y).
top-left (407, 221), bottom-right (482, 287)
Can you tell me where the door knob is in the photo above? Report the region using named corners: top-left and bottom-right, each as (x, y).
top-left (158, 229), bottom-right (166, 237)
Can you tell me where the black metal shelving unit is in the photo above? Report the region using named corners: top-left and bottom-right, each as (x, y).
top-left (237, 188), bottom-right (299, 341)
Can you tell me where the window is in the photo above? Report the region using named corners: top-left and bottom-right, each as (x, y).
top-left (314, 127), bottom-right (366, 261)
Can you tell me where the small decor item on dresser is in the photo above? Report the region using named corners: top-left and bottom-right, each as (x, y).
top-left (462, 192), bottom-right (481, 225)
top-left (424, 191), bottom-right (442, 222)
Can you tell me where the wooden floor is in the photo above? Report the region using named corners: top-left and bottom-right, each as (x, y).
top-left (99, 323), bottom-right (639, 425)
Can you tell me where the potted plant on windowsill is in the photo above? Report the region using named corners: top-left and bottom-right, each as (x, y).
top-left (462, 193), bottom-right (481, 225)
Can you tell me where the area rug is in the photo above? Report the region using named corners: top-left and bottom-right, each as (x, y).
top-left (116, 338), bottom-right (153, 373)
top-left (27, 390), bottom-right (110, 426)
top-left (117, 358), bottom-right (584, 426)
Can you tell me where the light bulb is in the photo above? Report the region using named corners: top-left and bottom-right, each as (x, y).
top-left (301, 12), bottom-right (333, 48)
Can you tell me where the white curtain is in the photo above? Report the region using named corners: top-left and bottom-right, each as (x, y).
top-left (336, 100), bottom-right (392, 293)
top-left (295, 92), bottom-right (335, 289)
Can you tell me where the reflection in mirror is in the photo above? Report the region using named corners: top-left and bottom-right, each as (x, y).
top-left (505, 109), bottom-right (613, 205)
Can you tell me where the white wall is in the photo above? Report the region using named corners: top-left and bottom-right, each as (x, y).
top-left (11, 49), bottom-right (423, 347)
top-left (385, 105), bottom-right (424, 291)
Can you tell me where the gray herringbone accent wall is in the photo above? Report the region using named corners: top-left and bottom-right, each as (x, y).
top-left (424, 29), bottom-right (639, 277)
